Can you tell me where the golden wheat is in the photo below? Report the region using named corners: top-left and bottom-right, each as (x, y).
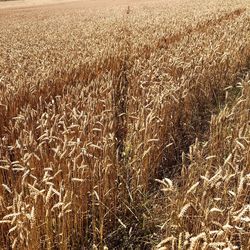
top-left (0, 0), bottom-right (250, 249)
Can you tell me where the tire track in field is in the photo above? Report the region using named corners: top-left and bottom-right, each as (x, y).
top-left (137, 8), bottom-right (246, 59)
top-left (156, 8), bottom-right (246, 49)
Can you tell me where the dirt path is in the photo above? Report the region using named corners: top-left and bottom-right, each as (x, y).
top-left (0, 0), bottom-right (151, 11)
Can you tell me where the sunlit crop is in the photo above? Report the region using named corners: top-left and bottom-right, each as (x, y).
top-left (0, 0), bottom-right (249, 249)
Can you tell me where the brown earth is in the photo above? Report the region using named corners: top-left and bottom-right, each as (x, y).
top-left (0, 0), bottom-right (153, 10)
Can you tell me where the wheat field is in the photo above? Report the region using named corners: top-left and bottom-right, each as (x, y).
top-left (0, 0), bottom-right (250, 249)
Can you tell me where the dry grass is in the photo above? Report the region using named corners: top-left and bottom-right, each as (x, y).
top-left (0, 0), bottom-right (250, 249)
